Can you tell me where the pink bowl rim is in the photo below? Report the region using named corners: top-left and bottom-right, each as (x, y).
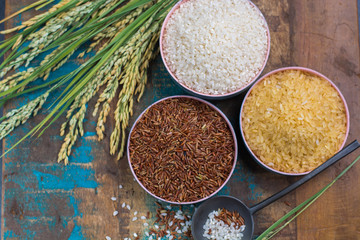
top-left (239, 66), bottom-right (350, 176)
top-left (159, 0), bottom-right (271, 99)
top-left (127, 95), bottom-right (238, 204)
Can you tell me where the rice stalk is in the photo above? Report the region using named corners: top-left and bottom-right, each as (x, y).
top-left (0, 0), bottom-right (105, 78)
top-left (0, 0), bottom-right (155, 100)
top-left (57, 52), bottom-right (119, 163)
top-left (0, 0), bottom-right (177, 163)
top-left (81, 1), bottom-right (153, 56)
top-left (0, 68), bottom-right (34, 92)
top-left (0, 0), bottom-right (62, 28)
top-left (57, 0), bottom-right (173, 163)
top-left (256, 153), bottom-right (360, 240)
top-left (0, 91), bottom-right (50, 140)
top-left (0, 0), bottom-right (80, 64)
top-left (109, 4), bottom-right (170, 160)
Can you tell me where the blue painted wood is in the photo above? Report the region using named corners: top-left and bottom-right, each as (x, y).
top-left (0, 5), bottom-right (100, 237)
top-left (2, 66), bottom-right (99, 238)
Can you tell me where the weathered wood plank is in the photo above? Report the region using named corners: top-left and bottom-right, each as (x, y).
top-left (1, 0), bottom-right (359, 239)
top-left (2, 1), bottom-right (101, 239)
top-left (291, 1), bottom-right (360, 239)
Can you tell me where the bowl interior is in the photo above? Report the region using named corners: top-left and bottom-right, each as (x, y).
top-left (239, 67), bottom-right (350, 176)
top-left (127, 95), bottom-right (238, 204)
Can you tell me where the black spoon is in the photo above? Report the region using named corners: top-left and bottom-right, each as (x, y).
top-left (191, 140), bottom-right (360, 240)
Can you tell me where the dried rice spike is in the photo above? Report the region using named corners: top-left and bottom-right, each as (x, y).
top-left (0, 91), bottom-right (50, 140)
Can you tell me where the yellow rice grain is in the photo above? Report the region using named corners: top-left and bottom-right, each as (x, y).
top-left (241, 69), bottom-right (347, 173)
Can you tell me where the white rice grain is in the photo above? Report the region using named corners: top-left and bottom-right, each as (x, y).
top-left (202, 210), bottom-right (245, 240)
top-left (162, 0), bottom-right (268, 95)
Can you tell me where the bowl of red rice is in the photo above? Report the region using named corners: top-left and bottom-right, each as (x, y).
top-left (160, 0), bottom-right (270, 99)
top-left (127, 96), bottom-right (238, 204)
top-left (240, 67), bottom-right (350, 176)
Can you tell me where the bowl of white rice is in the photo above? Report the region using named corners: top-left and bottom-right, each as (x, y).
top-left (160, 0), bottom-right (270, 99)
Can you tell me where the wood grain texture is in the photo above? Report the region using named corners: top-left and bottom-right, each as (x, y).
top-left (290, 1), bottom-right (360, 239)
top-left (1, 0), bottom-right (359, 239)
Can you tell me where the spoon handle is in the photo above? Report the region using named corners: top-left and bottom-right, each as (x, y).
top-left (249, 140), bottom-right (360, 214)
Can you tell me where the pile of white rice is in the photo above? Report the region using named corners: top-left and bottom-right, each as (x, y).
top-left (203, 210), bottom-right (246, 240)
top-left (162, 0), bottom-right (269, 95)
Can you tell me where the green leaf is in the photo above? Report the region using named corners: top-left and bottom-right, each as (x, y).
top-left (35, 0), bottom-right (55, 10)
top-left (0, 0), bottom-right (50, 24)
top-left (256, 153), bottom-right (360, 240)
top-left (0, 0), bottom-right (177, 162)
top-left (0, 76), bottom-right (64, 109)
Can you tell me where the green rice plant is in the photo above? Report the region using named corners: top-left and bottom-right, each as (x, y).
top-left (257, 153), bottom-right (360, 239)
top-left (0, 0), bottom-right (177, 164)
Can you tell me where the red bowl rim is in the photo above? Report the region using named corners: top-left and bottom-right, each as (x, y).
top-left (159, 0), bottom-right (271, 99)
top-left (239, 66), bottom-right (350, 176)
top-left (127, 95), bottom-right (238, 204)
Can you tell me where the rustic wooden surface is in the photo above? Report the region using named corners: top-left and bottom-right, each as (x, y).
top-left (1, 0), bottom-right (360, 239)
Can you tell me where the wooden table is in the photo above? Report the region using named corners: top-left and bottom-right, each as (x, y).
top-left (1, 0), bottom-right (360, 239)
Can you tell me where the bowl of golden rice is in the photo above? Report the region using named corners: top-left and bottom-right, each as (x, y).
top-left (240, 67), bottom-right (350, 175)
